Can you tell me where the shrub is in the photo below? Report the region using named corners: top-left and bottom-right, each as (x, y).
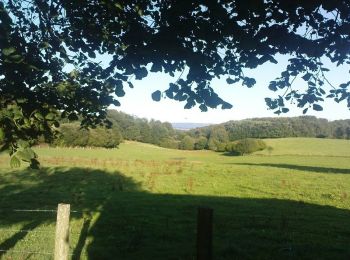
top-left (55, 123), bottom-right (122, 148)
top-left (194, 136), bottom-right (208, 150)
top-left (159, 138), bottom-right (179, 149)
top-left (179, 135), bottom-right (195, 150)
top-left (226, 138), bottom-right (267, 155)
top-left (215, 142), bottom-right (227, 152)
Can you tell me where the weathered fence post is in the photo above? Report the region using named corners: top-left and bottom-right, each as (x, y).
top-left (196, 207), bottom-right (213, 260)
top-left (54, 203), bottom-right (70, 260)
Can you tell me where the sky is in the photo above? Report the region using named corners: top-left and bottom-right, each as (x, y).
top-left (110, 54), bottom-right (350, 124)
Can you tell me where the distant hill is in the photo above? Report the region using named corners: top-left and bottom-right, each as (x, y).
top-left (189, 116), bottom-right (350, 140)
top-left (171, 122), bottom-right (211, 130)
top-left (55, 110), bottom-right (350, 151)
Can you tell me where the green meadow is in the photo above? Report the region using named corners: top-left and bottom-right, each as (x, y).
top-left (0, 138), bottom-right (349, 259)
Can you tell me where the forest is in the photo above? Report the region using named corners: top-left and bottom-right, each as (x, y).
top-left (54, 110), bottom-right (350, 151)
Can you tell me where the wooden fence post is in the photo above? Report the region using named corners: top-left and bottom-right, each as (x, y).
top-left (196, 207), bottom-right (213, 260)
top-left (54, 203), bottom-right (70, 260)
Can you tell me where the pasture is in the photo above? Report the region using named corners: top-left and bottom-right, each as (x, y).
top-left (0, 138), bottom-right (349, 259)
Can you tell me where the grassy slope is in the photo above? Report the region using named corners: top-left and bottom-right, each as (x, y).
top-left (0, 138), bottom-right (349, 259)
top-left (257, 137), bottom-right (350, 157)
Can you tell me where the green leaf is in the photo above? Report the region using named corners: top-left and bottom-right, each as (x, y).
top-left (226, 78), bottom-right (236, 84)
top-left (10, 156), bottom-right (21, 168)
top-left (136, 5), bottom-right (143, 16)
top-left (222, 102), bottom-right (233, 109)
top-left (112, 100), bottom-right (121, 106)
top-left (115, 3), bottom-right (123, 10)
top-left (34, 112), bottom-right (44, 120)
top-left (9, 54), bottom-right (24, 63)
top-left (16, 150), bottom-right (32, 162)
top-left (2, 47), bottom-right (16, 56)
top-left (150, 63), bottom-right (162, 72)
top-left (127, 82), bottom-right (134, 88)
top-left (17, 140), bottom-right (30, 148)
top-left (243, 77), bottom-right (256, 88)
top-left (115, 87), bottom-right (125, 97)
top-left (135, 67), bottom-right (148, 80)
top-left (0, 128), bottom-right (4, 142)
top-left (199, 104), bottom-right (208, 112)
top-left (313, 104), bottom-right (323, 111)
top-left (281, 107), bottom-right (289, 113)
top-left (45, 113), bottom-right (55, 120)
top-left (302, 73), bottom-right (312, 81)
top-left (151, 90), bottom-right (161, 101)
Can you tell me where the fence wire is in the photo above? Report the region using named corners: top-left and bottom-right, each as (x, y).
top-left (0, 206), bottom-right (85, 259)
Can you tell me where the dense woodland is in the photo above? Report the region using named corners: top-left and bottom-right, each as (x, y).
top-left (54, 110), bottom-right (350, 151)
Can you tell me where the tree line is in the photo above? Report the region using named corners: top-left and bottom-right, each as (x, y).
top-left (54, 111), bottom-right (350, 150)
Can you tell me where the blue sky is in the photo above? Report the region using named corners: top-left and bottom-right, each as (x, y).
top-left (111, 54), bottom-right (350, 123)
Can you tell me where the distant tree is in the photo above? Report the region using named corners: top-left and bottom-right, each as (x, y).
top-left (138, 121), bottom-right (153, 143)
top-left (159, 138), bottom-right (179, 149)
top-left (346, 127), bottom-right (350, 139)
top-left (56, 123), bottom-right (122, 148)
top-left (57, 123), bottom-right (89, 147)
top-left (87, 127), bottom-right (122, 148)
top-left (191, 116), bottom-right (350, 142)
top-left (124, 125), bottom-right (140, 141)
top-left (215, 142), bottom-right (227, 152)
top-left (179, 136), bottom-right (195, 150)
top-left (149, 120), bottom-right (170, 145)
top-left (334, 127), bottom-right (345, 139)
top-left (194, 136), bottom-right (208, 150)
top-left (206, 126), bottom-right (229, 151)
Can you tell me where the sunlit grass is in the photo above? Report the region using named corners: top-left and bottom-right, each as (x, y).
top-left (0, 138), bottom-right (349, 259)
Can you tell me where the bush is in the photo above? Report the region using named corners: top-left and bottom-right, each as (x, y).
top-left (226, 138), bottom-right (267, 155)
top-left (159, 138), bottom-right (179, 149)
top-left (194, 136), bottom-right (207, 150)
top-left (215, 142), bottom-right (227, 152)
top-left (55, 123), bottom-right (122, 148)
top-left (179, 136), bottom-right (195, 150)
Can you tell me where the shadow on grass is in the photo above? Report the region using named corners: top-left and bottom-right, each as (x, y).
top-left (233, 163), bottom-right (350, 174)
top-left (221, 151), bottom-right (241, 157)
top-left (0, 167), bottom-right (349, 259)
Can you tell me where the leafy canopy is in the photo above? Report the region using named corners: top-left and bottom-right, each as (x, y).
top-left (0, 0), bottom-right (350, 167)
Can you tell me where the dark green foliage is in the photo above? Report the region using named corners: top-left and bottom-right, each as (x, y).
top-left (206, 126), bottom-right (229, 151)
top-left (226, 138), bottom-right (267, 155)
top-left (52, 110), bottom-right (182, 149)
top-left (179, 136), bottom-right (195, 150)
top-left (194, 137), bottom-right (208, 150)
top-left (332, 120), bottom-right (350, 139)
top-left (52, 113), bottom-right (350, 150)
top-left (159, 138), bottom-right (179, 149)
top-left (55, 123), bottom-right (122, 148)
top-left (106, 110), bottom-right (179, 147)
top-left (189, 117), bottom-right (350, 150)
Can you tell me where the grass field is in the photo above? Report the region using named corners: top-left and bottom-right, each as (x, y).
top-left (0, 138), bottom-right (349, 259)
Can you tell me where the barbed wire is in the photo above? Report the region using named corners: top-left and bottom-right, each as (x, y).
top-left (0, 228), bottom-right (53, 234)
top-left (0, 208), bottom-right (80, 213)
top-left (0, 249), bottom-right (76, 256)
top-left (12, 209), bottom-right (79, 213)
top-left (0, 249), bottom-right (53, 256)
